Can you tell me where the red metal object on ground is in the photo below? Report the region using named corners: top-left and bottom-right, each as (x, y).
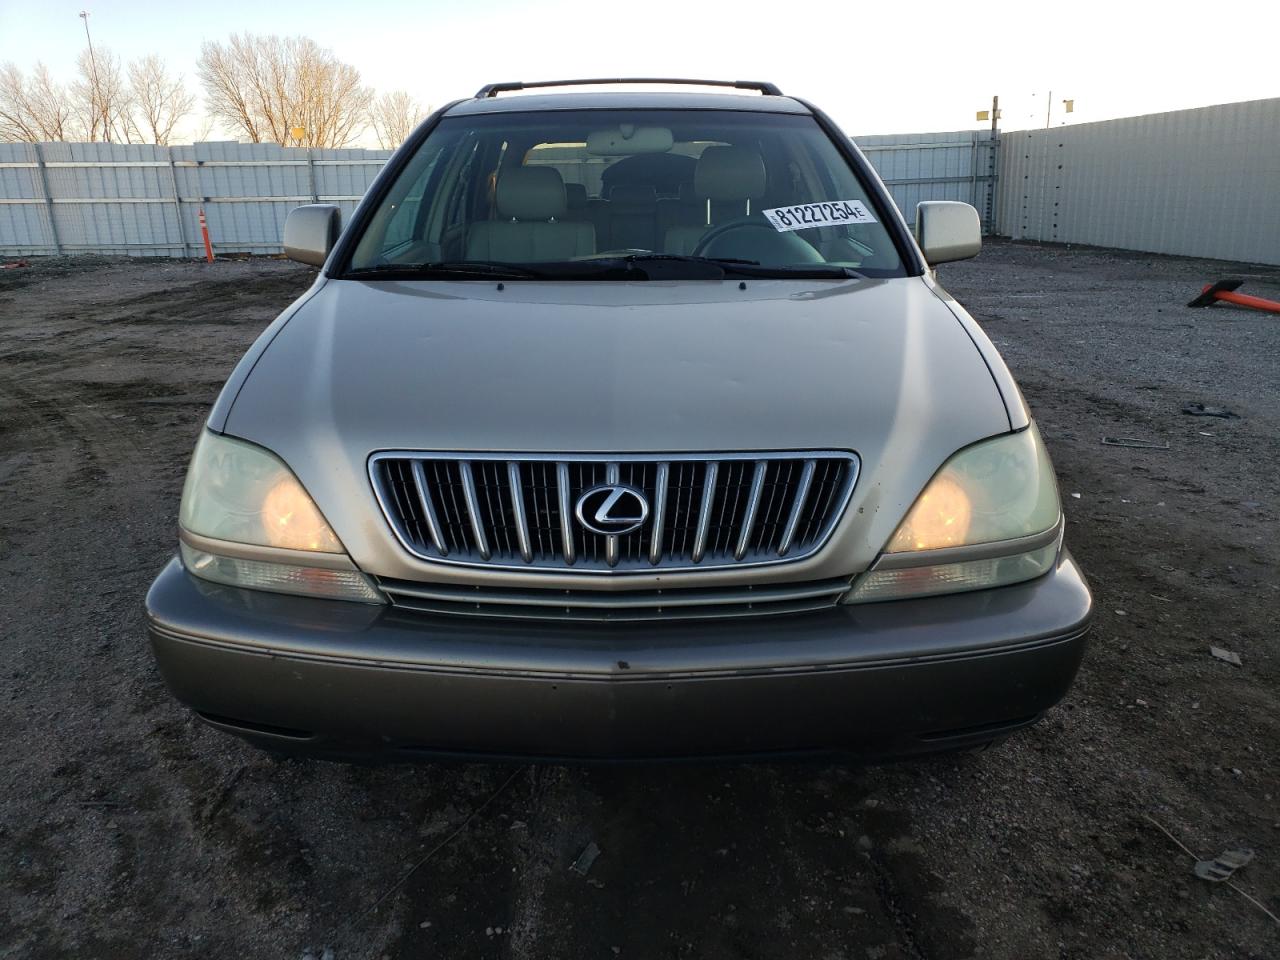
top-left (1188, 278), bottom-right (1280, 314)
top-left (197, 208), bottom-right (214, 263)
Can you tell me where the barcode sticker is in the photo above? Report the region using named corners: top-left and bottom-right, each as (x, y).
top-left (761, 199), bottom-right (877, 233)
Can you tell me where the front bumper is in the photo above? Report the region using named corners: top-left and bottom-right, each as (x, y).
top-left (145, 553), bottom-right (1092, 761)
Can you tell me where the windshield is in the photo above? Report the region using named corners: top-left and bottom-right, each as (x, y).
top-left (343, 109), bottom-right (907, 280)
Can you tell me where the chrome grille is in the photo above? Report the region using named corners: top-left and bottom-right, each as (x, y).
top-left (369, 452), bottom-right (859, 573)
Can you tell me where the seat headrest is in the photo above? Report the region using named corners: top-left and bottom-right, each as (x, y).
top-left (694, 146), bottom-right (766, 201)
top-left (607, 184), bottom-right (658, 207)
top-left (497, 166), bottom-right (567, 221)
top-left (563, 182), bottom-right (588, 211)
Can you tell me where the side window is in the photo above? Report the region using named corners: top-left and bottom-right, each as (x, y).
top-left (356, 145), bottom-right (448, 262)
top-left (382, 180), bottom-right (429, 249)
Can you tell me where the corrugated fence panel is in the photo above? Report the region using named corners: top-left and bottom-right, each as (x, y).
top-left (997, 98), bottom-right (1280, 265)
top-left (856, 130), bottom-right (1000, 232)
top-left (0, 142), bottom-right (54, 253)
top-left (0, 140), bottom-right (392, 257)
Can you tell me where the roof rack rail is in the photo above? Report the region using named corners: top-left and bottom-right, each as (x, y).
top-left (474, 78), bottom-right (783, 98)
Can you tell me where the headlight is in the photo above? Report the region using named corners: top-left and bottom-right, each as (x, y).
top-left (178, 431), bottom-right (384, 603)
top-left (180, 430), bottom-right (342, 551)
top-left (845, 425), bottom-right (1061, 603)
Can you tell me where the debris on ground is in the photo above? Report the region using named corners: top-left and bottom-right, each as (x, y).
top-left (1, 259), bottom-right (30, 269)
top-left (570, 841), bottom-right (602, 876)
top-left (1182, 402), bottom-right (1239, 419)
top-left (1209, 646), bottom-right (1243, 667)
top-left (1195, 848), bottom-right (1256, 882)
top-left (1102, 437), bottom-right (1170, 449)
top-left (1188, 278), bottom-right (1280, 315)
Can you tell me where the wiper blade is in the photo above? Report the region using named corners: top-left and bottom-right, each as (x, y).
top-left (618, 254), bottom-right (760, 267)
top-left (344, 260), bottom-right (546, 280)
top-left (727, 263), bottom-right (867, 280)
top-left (601, 254), bottom-right (861, 280)
top-left (565, 253), bottom-right (760, 280)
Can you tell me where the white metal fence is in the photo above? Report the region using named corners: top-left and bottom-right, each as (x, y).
top-left (0, 141), bottom-right (391, 257)
top-left (997, 97), bottom-right (1280, 265)
top-left (856, 130), bottom-right (1000, 233)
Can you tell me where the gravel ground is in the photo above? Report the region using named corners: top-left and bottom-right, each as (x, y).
top-left (1, 242), bottom-right (1277, 959)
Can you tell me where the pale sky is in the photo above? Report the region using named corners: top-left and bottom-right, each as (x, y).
top-left (1, 0), bottom-right (1277, 145)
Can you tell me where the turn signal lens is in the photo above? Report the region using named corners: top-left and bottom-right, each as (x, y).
top-left (846, 541), bottom-right (1059, 604)
top-left (179, 543), bottom-right (384, 603)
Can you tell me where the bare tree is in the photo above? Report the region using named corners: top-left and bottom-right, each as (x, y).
top-left (72, 47), bottom-right (134, 142)
top-left (198, 34), bottom-right (371, 148)
top-left (191, 114), bottom-right (217, 143)
top-left (128, 55), bottom-right (194, 146)
top-left (0, 62), bottom-right (78, 142)
top-left (371, 90), bottom-right (425, 149)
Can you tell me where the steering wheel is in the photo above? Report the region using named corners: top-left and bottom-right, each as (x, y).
top-left (692, 216), bottom-right (825, 264)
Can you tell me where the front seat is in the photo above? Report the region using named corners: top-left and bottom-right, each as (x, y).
top-left (467, 166), bottom-right (596, 262)
top-left (663, 146), bottom-right (767, 255)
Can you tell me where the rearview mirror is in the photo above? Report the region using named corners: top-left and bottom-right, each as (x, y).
top-left (586, 126), bottom-right (674, 156)
top-left (915, 201), bottom-right (981, 265)
top-left (283, 204), bottom-right (341, 267)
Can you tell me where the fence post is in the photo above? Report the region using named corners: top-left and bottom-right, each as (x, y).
top-left (984, 132), bottom-right (1000, 235)
top-left (969, 135), bottom-right (979, 213)
top-left (306, 149), bottom-right (319, 202)
top-left (32, 142), bottom-right (62, 255)
top-left (166, 149), bottom-right (190, 258)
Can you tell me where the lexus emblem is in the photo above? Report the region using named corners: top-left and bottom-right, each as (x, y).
top-left (574, 483), bottom-right (650, 536)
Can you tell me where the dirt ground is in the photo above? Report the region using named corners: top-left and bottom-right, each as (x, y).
top-left (1, 242), bottom-right (1277, 960)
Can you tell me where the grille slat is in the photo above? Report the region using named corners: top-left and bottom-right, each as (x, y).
top-left (457, 461), bottom-right (491, 560)
top-left (372, 452), bottom-right (858, 574)
top-left (735, 460), bottom-right (768, 560)
top-left (649, 461), bottom-right (669, 565)
top-left (692, 461), bottom-right (719, 564)
top-left (556, 462), bottom-right (575, 565)
top-left (409, 460), bottom-right (448, 555)
top-left (508, 462), bottom-right (533, 563)
top-left (778, 459), bottom-right (817, 557)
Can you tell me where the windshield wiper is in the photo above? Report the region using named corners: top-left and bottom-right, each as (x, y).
top-left (587, 255), bottom-right (863, 281)
top-left (616, 254), bottom-right (760, 267)
top-left (343, 260), bottom-right (548, 281)
top-left (564, 253), bottom-right (759, 280)
top-left (736, 263), bottom-right (867, 280)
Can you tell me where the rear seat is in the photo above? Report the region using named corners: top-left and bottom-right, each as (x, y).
top-left (563, 182), bottom-right (589, 217)
top-left (602, 184), bottom-right (658, 251)
top-left (466, 167), bottom-right (595, 262)
top-left (656, 181), bottom-right (704, 247)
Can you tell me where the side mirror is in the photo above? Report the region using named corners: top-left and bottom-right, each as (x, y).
top-left (283, 204), bottom-right (341, 267)
top-left (915, 201), bottom-right (981, 265)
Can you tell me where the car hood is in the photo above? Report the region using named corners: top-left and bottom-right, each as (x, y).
top-left (223, 276), bottom-right (1013, 582)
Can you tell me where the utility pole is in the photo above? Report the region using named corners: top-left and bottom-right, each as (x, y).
top-left (79, 11), bottom-right (105, 141)
top-left (1045, 89), bottom-right (1053, 129)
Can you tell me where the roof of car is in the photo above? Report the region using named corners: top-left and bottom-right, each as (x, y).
top-left (445, 91), bottom-right (812, 117)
